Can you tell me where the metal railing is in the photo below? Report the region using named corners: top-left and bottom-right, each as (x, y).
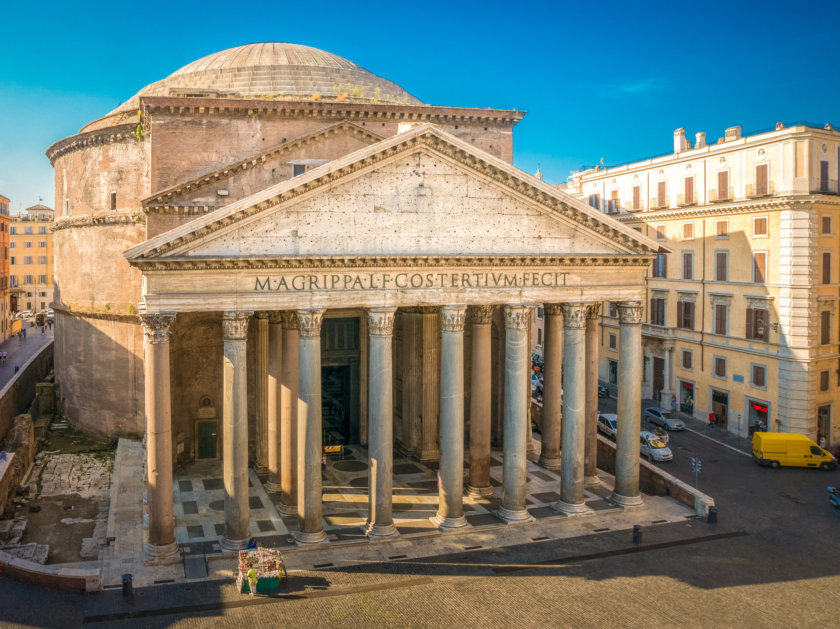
top-left (677, 193), bottom-right (697, 207)
top-left (746, 181), bottom-right (775, 198)
top-left (708, 188), bottom-right (734, 202)
top-left (649, 196), bottom-right (669, 210)
top-left (812, 179), bottom-right (840, 195)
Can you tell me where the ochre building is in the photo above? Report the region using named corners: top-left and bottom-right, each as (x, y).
top-left (48, 43), bottom-right (661, 557)
top-left (10, 203), bottom-right (54, 316)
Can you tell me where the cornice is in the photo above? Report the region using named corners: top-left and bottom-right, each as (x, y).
top-left (142, 121), bottom-right (385, 208)
top-left (45, 123), bottom-right (139, 165)
top-left (52, 211), bottom-right (144, 231)
top-left (52, 304), bottom-right (140, 324)
top-left (130, 254), bottom-right (654, 273)
top-left (612, 195), bottom-right (840, 222)
top-left (126, 127), bottom-right (661, 261)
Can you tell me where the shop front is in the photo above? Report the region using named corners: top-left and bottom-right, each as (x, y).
top-left (679, 380), bottom-right (694, 415)
top-left (748, 399), bottom-right (769, 436)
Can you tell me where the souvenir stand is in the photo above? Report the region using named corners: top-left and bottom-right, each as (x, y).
top-left (236, 546), bottom-right (288, 594)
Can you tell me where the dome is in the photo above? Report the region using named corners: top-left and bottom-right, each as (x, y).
top-left (106, 42), bottom-right (424, 117)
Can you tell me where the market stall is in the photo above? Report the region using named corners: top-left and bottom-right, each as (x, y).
top-left (236, 547), bottom-right (288, 594)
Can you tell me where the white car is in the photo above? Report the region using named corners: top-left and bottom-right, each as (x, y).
top-left (640, 430), bottom-right (673, 462)
top-left (597, 413), bottom-right (618, 439)
top-left (17, 310), bottom-right (32, 319)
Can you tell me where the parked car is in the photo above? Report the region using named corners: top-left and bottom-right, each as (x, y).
top-left (640, 430), bottom-right (673, 462)
top-left (597, 413), bottom-right (618, 439)
top-left (17, 310), bottom-right (32, 319)
top-left (46, 310), bottom-right (54, 320)
top-left (645, 407), bottom-right (686, 431)
top-left (598, 384), bottom-right (610, 398)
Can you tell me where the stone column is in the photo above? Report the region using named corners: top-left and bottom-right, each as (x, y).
top-left (254, 312), bottom-right (269, 474)
top-left (467, 305), bottom-right (494, 497)
top-left (496, 304), bottom-right (532, 523)
top-left (221, 311), bottom-right (253, 551)
top-left (661, 342), bottom-right (674, 402)
top-left (420, 308), bottom-right (441, 461)
top-left (584, 303), bottom-right (601, 487)
top-left (555, 303), bottom-right (590, 515)
top-left (365, 308), bottom-right (398, 537)
top-left (538, 304), bottom-right (563, 470)
top-left (279, 312), bottom-right (299, 514)
top-left (294, 309), bottom-right (327, 544)
top-left (432, 305), bottom-right (469, 529)
top-left (612, 302), bottom-right (644, 507)
top-left (140, 312), bottom-right (179, 561)
top-left (265, 313), bottom-right (282, 492)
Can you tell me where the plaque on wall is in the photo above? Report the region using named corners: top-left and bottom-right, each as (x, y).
top-left (197, 395), bottom-right (216, 418)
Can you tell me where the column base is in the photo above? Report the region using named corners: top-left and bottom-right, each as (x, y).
top-left (430, 513), bottom-right (469, 529)
top-left (465, 484), bottom-right (494, 498)
top-left (276, 498), bottom-right (298, 516)
top-left (144, 540), bottom-right (180, 565)
top-left (609, 492), bottom-right (644, 508)
top-left (584, 474), bottom-right (601, 488)
top-left (292, 528), bottom-right (328, 545)
top-left (364, 521), bottom-right (399, 538)
top-left (254, 464), bottom-right (269, 475)
top-left (538, 455), bottom-right (562, 471)
top-left (264, 481), bottom-right (282, 493)
top-left (418, 449), bottom-right (441, 463)
top-left (553, 499), bottom-right (591, 516)
top-left (220, 535), bottom-right (250, 552)
top-left (494, 505), bottom-right (534, 524)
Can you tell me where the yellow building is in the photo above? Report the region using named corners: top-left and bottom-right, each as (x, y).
top-left (563, 122), bottom-right (840, 444)
top-left (10, 204), bottom-right (54, 315)
top-left (0, 194), bottom-right (10, 339)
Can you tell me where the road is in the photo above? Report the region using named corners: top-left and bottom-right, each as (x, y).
top-left (1, 391), bottom-right (838, 627)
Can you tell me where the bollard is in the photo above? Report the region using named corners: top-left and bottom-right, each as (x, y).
top-left (122, 573), bottom-right (133, 598)
top-left (632, 524), bottom-right (642, 545)
top-left (707, 506), bottom-right (718, 524)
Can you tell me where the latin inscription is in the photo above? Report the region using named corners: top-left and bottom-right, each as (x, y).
top-left (254, 271), bottom-right (569, 292)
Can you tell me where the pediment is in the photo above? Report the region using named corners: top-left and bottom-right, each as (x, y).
top-left (126, 125), bottom-right (662, 264)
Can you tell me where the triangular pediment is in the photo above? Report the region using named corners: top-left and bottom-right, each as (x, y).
top-left (126, 125), bottom-right (662, 263)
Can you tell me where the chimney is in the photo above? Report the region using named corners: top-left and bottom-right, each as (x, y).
top-left (695, 131), bottom-right (707, 149)
top-left (724, 126), bottom-right (742, 141)
top-left (775, 122), bottom-right (785, 130)
top-left (674, 128), bottom-right (689, 153)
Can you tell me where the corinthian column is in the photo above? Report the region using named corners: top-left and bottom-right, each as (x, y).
top-left (612, 301), bottom-right (644, 507)
top-left (254, 312), bottom-right (270, 474)
top-left (554, 303), bottom-right (590, 515)
top-left (539, 303), bottom-right (563, 470)
top-left (467, 305), bottom-right (494, 497)
top-left (365, 308), bottom-right (398, 537)
top-left (496, 304), bottom-right (533, 523)
top-left (584, 303), bottom-right (601, 487)
top-left (432, 305), bottom-right (469, 529)
top-left (279, 312), bottom-right (299, 514)
top-left (266, 313), bottom-right (282, 492)
top-left (294, 309), bottom-right (327, 544)
top-left (140, 312), bottom-right (179, 561)
top-left (221, 311), bottom-right (253, 551)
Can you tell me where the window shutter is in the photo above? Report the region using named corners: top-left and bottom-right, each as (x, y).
top-left (718, 171), bottom-right (728, 199)
top-left (821, 311), bottom-right (831, 344)
top-left (633, 186), bottom-right (640, 210)
top-left (683, 253), bottom-right (692, 279)
top-left (685, 177), bottom-right (694, 203)
top-left (662, 254), bottom-right (667, 278)
top-left (677, 302), bottom-right (684, 328)
top-left (650, 298), bottom-right (655, 324)
top-left (823, 252), bottom-right (832, 285)
top-left (715, 305), bottom-right (726, 335)
top-left (658, 181), bottom-right (667, 206)
top-left (753, 366), bottom-right (765, 387)
top-left (756, 164), bottom-right (768, 195)
top-left (759, 309), bottom-right (769, 341)
top-left (688, 302), bottom-right (695, 329)
top-left (746, 308), bottom-right (754, 339)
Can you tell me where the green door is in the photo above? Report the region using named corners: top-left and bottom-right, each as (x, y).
top-left (197, 420), bottom-right (218, 459)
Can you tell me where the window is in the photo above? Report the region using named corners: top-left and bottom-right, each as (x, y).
top-left (823, 252), bottom-right (832, 285)
top-left (293, 164), bottom-right (307, 177)
top-left (9, 242), bottom-right (14, 249)
top-left (753, 217), bottom-right (768, 237)
top-left (537, 307), bottom-right (544, 319)
top-left (9, 226), bottom-right (15, 235)
top-left (683, 177), bottom-right (694, 205)
top-left (715, 304), bottom-right (728, 335)
top-left (23, 256), bottom-right (32, 265)
top-left (715, 251), bottom-right (728, 282)
top-left (820, 160), bottom-right (830, 192)
top-left (821, 310), bottom-right (831, 345)
top-left (682, 252), bottom-right (693, 280)
top-left (65, 199), bottom-right (70, 216)
top-left (110, 192), bottom-right (117, 211)
top-left (24, 226), bottom-right (32, 235)
top-left (681, 350), bottom-right (692, 369)
top-left (24, 241), bottom-right (32, 249)
top-left (753, 252), bottom-right (767, 283)
top-left (608, 190), bottom-right (619, 213)
top-left (751, 364), bottom-right (766, 388)
top-left (746, 308), bottom-right (769, 341)
top-left (609, 333), bottom-right (617, 350)
top-left (657, 181), bottom-right (667, 208)
top-left (683, 222), bottom-right (694, 240)
top-left (588, 194), bottom-right (601, 209)
top-left (632, 185), bottom-right (641, 210)
top-left (23, 274), bottom-right (33, 284)
top-left (39, 241), bottom-right (46, 248)
top-left (717, 170), bottom-right (729, 201)
top-left (655, 224), bottom-right (666, 241)
top-left (822, 216), bottom-right (832, 235)
top-left (608, 302), bottom-right (618, 318)
top-left (652, 253), bottom-right (667, 278)
top-left (9, 256), bottom-right (14, 265)
top-left (676, 301), bottom-right (695, 330)
top-left (821, 370), bottom-right (830, 392)
top-left (713, 356), bottom-right (726, 378)
top-left (537, 328), bottom-right (542, 345)
top-left (755, 163), bottom-right (769, 196)
top-left (38, 226), bottom-right (46, 234)
top-left (650, 297), bottom-right (666, 326)
top-left (38, 275), bottom-right (46, 285)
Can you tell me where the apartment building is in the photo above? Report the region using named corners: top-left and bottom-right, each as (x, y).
top-left (10, 204), bottom-right (54, 314)
top-left (0, 195), bottom-right (9, 339)
top-left (562, 122), bottom-right (840, 444)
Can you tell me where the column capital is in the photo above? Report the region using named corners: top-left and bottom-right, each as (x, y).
top-left (544, 303), bottom-right (564, 316)
top-left (560, 303), bottom-right (589, 329)
top-left (662, 340), bottom-right (675, 352)
top-left (222, 311), bottom-right (252, 340)
top-left (503, 304), bottom-right (530, 330)
top-left (367, 307), bottom-right (396, 336)
top-left (618, 301), bottom-right (644, 325)
top-left (268, 311), bottom-right (284, 325)
top-left (279, 311), bottom-right (298, 329)
top-left (254, 311), bottom-right (270, 320)
top-left (440, 305), bottom-right (467, 332)
top-left (469, 304), bottom-right (495, 324)
top-left (586, 302), bottom-right (602, 320)
top-left (296, 309), bottom-right (325, 338)
top-left (140, 312), bottom-right (177, 344)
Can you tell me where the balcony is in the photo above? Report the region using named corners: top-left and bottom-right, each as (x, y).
top-left (677, 193), bottom-right (697, 207)
top-left (606, 199), bottom-right (621, 214)
top-left (627, 199), bottom-right (645, 212)
top-left (642, 323), bottom-right (675, 340)
top-left (708, 188), bottom-right (734, 203)
top-left (746, 181), bottom-right (775, 198)
top-left (649, 196), bottom-right (669, 210)
top-left (812, 179), bottom-right (840, 196)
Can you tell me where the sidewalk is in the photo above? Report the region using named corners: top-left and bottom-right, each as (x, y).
top-left (0, 323), bottom-right (54, 390)
top-left (666, 406), bottom-right (754, 456)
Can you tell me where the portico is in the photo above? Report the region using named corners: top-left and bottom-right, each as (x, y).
top-left (128, 125), bottom-right (660, 557)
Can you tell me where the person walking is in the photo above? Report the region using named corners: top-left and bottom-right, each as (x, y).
top-left (708, 411), bottom-right (715, 428)
top-left (41, 325), bottom-right (45, 336)
top-left (246, 566), bottom-right (258, 598)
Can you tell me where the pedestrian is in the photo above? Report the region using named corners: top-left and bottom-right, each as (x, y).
top-left (22, 328), bottom-right (26, 341)
top-left (246, 566), bottom-right (258, 598)
top-left (819, 435), bottom-right (827, 449)
top-left (670, 395), bottom-right (677, 413)
top-left (2, 352), bottom-right (6, 364)
top-left (708, 411), bottom-right (715, 428)
top-left (41, 325), bottom-right (45, 336)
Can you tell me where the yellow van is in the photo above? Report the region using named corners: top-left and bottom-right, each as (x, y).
top-left (752, 432), bottom-right (837, 470)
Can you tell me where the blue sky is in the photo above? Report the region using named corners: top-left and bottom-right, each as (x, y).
top-left (1, 0), bottom-right (838, 211)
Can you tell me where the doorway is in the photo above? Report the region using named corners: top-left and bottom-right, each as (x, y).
top-left (196, 419), bottom-right (219, 459)
top-left (321, 316), bottom-right (361, 445)
top-left (818, 405), bottom-right (831, 445)
top-left (711, 389), bottom-right (729, 429)
top-left (680, 381), bottom-right (695, 415)
top-left (653, 357), bottom-right (664, 401)
top-left (748, 400), bottom-right (769, 436)
top-left (608, 360), bottom-right (618, 385)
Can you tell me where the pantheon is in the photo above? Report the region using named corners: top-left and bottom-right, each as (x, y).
top-left (46, 43), bottom-right (662, 558)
